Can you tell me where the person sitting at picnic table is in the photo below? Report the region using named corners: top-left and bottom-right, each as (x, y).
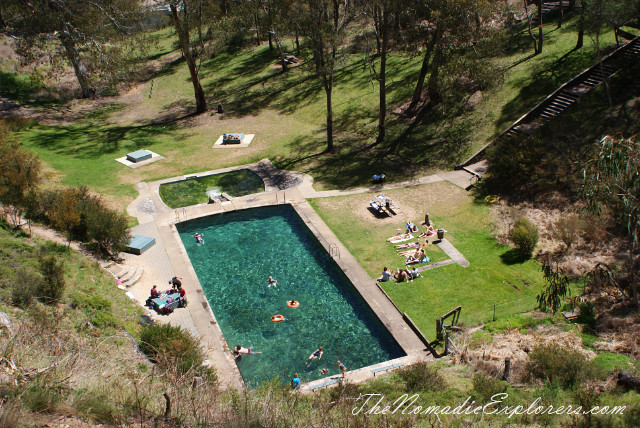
top-left (150, 285), bottom-right (159, 299)
top-left (394, 268), bottom-right (407, 283)
top-left (178, 285), bottom-right (187, 306)
top-left (377, 267), bottom-right (392, 282)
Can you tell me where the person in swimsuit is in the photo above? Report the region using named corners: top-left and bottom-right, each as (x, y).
top-left (268, 276), bottom-right (278, 289)
top-left (337, 360), bottom-right (347, 378)
top-left (194, 233), bottom-right (204, 244)
top-left (308, 347), bottom-right (323, 361)
top-left (233, 345), bottom-right (261, 360)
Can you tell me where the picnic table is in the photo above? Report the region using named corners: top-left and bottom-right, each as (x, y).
top-left (151, 291), bottom-right (182, 314)
top-left (376, 194), bottom-right (403, 216)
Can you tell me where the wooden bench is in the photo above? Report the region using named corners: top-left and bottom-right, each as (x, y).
top-left (308, 378), bottom-right (340, 391)
top-left (371, 362), bottom-right (404, 376)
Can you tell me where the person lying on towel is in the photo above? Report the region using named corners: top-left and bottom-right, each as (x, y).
top-left (387, 233), bottom-right (412, 243)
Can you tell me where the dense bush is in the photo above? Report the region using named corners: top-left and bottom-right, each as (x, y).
top-left (554, 214), bottom-right (584, 250)
top-left (36, 254), bottom-right (65, 303)
top-left (509, 217), bottom-right (539, 257)
top-left (397, 362), bottom-right (447, 392)
top-left (28, 186), bottom-right (130, 259)
top-left (472, 372), bottom-right (508, 402)
top-left (11, 268), bottom-right (40, 308)
top-left (525, 344), bottom-right (596, 388)
top-left (139, 324), bottom-right (205, 375)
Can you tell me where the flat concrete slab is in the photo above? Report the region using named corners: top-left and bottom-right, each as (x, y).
top-left (436, 238), bottom-right (469, 267)
top-left (213, 133), bottom-right (255, 148)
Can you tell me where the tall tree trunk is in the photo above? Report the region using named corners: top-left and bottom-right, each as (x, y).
top-left (255, 13), bottom-right (260, 46)
top-left (537, 0), bottom-right (544, 53)
top-left (631, 241), bottom-right (639, 310)
top-left (295, 29), bottom-right (300, 56)
top-left (171, 4), bottom-right (207, 114)
top-left (524, 0), bottom-right (539, 54)
top-left (371, 5), bottom-right (382, 55)
top-left (407, 28), bottom-right (440, 113)
top-left (323, 76), bottom-right (334, 152)
top-left (376, 6), bottom-right (388, 144)
top-left (576, 1), bottom-right (585, 49)
top-left (268, 32), bottom-right (273, 50)
top-left (59, 30), bottom-right (96, 99)
top-left (427, 41), bottom-right (444, 103)
top-left (558, 0), bottom-right (564, 29)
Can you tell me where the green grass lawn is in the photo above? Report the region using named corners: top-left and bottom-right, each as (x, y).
top-left (158, 169), bottom-right (265, 208)
top-left (7, 12), bottom-right (619, 207)
top-left (309, 181), bottom-right (547, 340)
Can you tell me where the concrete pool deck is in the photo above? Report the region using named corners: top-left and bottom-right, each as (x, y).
top-left (123, 159), bottom-right (470, 391)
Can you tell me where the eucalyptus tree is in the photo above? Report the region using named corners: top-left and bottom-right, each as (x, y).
top-left (406, 0), bottom-right (499, 112)
top-left (1, 0), bottom-right (144, 98)
top-left (169, 0), bottom-right (222, 114)
top-left (297, 0), bottom-right (354, 152)
top-left (583, 136), bottom-right (640, 310)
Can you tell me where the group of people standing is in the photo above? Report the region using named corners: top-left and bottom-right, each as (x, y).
top-left (147, 276), bottom-right (188, 311)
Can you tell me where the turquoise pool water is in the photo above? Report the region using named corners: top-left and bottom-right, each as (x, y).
top-left (176, 205), bottom-right (404, 386)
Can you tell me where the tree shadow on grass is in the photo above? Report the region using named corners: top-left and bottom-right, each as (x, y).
top-left (494, 47), bottom-right (597, 134)
top-left (500, 248), bottom-right (531, 265)
top-left (23, 118), bottom-right (183, 159)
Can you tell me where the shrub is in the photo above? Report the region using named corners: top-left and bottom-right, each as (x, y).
top-left (525, 344), bottom-right (595, 388)
top-left (72, 295), bottom-right (117, 330)
top-left (509, 217), bottom-right (539, 257)
top-left (21, 383), bottom-right (63, 412)
top-left (11, 268), bottom-right (40, 308)
top-left (398, 362), bottom-right (447, 392)
top-left (139, 324), bottom-right (204, 375)
top-left (576, 301), bottom-right (596, 329)
top-left (36, 254), bottom-right (65, 303)
top-left (472, 372), bottom-right (508, 402)
top-left (74, 389), bottom-right (119, 424)
top-left (554, 214), bottom-right (585, 249)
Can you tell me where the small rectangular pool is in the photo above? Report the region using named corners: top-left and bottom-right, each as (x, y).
top-left (176, 205), bottom-right (404, 386)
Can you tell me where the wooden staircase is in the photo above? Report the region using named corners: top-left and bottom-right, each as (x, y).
top-left (457, 33), bottom-right (640, 169)
top-left (529, 1), bottom-right (573, 26)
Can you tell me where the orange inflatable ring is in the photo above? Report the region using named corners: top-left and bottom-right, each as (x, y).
top-left (287, 300), bottom-right (300, 308)
top-left (271, 314), bottom-right (284, 322)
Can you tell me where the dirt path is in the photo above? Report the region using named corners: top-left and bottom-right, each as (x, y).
top-left (0, 51), bottom-right (181, 126)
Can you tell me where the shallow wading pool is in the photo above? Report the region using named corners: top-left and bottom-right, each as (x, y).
top-left (176, 205), bottom-right (404, 386)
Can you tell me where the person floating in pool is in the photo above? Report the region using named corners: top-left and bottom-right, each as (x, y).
top-left (308, 347), bottom-right (323, 361)
top-left (193, 233), bottom-right (204, 244)
top-left (268, 276), bottom-right (278, 289)
top-left (233, 345), bottom-right (261, 360)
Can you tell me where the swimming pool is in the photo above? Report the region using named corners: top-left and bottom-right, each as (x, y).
top-left (176, 205), bottom-right (404, 386)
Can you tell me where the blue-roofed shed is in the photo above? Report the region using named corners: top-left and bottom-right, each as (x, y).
top-left (126, 235), bottom-right (156, 255)
top-left (126, 150), bottom-right (152, 163)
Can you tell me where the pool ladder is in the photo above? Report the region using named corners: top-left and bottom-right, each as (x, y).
top-left (330, 243), bottom-right (340, 259)
top-left (175, 208), bottom-right (187, 222)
